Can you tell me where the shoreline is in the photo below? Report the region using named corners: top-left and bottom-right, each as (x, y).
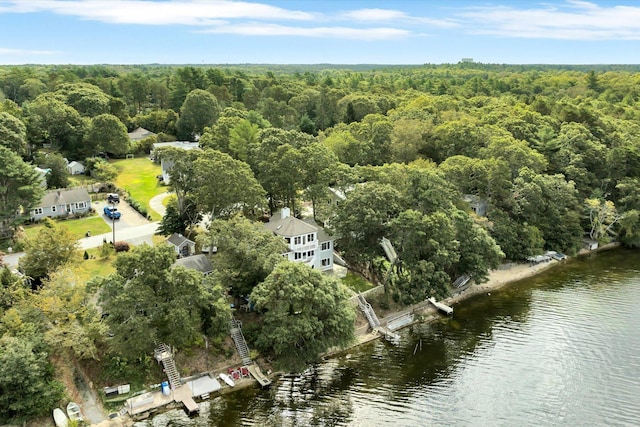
top-left (328, 242), bottom-right (621, 355)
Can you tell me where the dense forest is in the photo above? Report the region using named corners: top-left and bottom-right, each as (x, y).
top-left (1, 63), bottom-right (640, 422)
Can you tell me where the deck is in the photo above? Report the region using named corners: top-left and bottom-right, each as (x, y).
top-left (247, 364), bottom-right (272, 387)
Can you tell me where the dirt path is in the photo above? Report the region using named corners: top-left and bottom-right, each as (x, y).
top-left (74, 365), bottom-right (108, 424)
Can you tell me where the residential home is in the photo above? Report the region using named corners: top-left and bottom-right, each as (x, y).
top-left (67, 161), bottom-right (85, 175)
top-left (264, 208), bottom-right (334, 272)
top-left (151, 141), bottom-right (200, 184)
top-left (462, 194), bottom-right (488, 217)
top-left (128, 127), bottom-right (156, 141)
top-left (30, 188), bottom-right (92, 221)
top-left (166, 233), bottom-right (196, 258)
top-left (173, 254), bottom-right (213, 275)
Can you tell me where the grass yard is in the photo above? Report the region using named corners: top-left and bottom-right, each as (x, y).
top-left (112, 157), bottom-right (166, 221)
top-left (70, 247), bottom-right (116, 283)
top-left (23, 215), bottom-right (111, 241)
top-left (342, 271), bottom-right (376, 293)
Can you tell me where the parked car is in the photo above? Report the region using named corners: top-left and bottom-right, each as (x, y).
top-left (107, 193), bottom-right (120, 203)
top-left (104, 206), bottom-right (121, 219)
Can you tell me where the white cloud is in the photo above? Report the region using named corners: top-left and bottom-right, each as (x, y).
top-left (460, 1), bottom-right (640, 40)
top-left (200, 23), bottom-right (409, 40)
top-left (0, 0), bottom-right (314, 25)
top-left (341, 7), bottom-right (459, 28)
top-left (0, 47), bottom-right (59, 55)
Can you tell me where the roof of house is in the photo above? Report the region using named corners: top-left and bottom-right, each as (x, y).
top-left (303, 218), bottom-right (333, 243)
top-left (128, 127), bottom-right (156, 141)
top-left (38, 188), bottom-right (91, 207)
top-left (167, 233), bottom-right (195, 247)
top-left (174, 254), bottom-right (213, 274)
top-left (68, 161), bottom-right (84, 168)
top-left (152, 141), bottom-right (200, 151)
top-left (265, 215), bottom-right (318, 238)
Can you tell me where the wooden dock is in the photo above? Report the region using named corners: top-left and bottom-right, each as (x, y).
top-left (247, 364), bottom-right (272, 387)
top-left (428, 297), bottom-right (453, 315)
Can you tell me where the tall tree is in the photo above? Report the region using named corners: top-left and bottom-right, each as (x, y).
top-left (192, 149), bottom-right (266, 220)
top-left (97, 245), bottom-right (230, 358)
top-left (0, 146), bottom-right (43, 241)
top-left (18, 219), bottom-right (78, 282)
top-left (251, 262), bottom-right (355, 371)
top-left (0, 111), bottom-right (28, 156)
top-left (199, 216), bottom-right (287, 298)
top-left (86, 113), bottom-right (130, 157)
top-left (176, 89), bottom-right (221, 141)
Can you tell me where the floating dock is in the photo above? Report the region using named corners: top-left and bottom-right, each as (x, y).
top-left (428, 297), bottom-right (453, 315)
top-left (247, 364), bottom-right (272, 387)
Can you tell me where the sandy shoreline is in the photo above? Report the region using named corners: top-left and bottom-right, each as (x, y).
top-left (336, 243), bottom-right (621, 353)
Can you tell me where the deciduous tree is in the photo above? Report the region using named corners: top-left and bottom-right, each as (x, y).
top-left (251, 262), bottom-right (355, 371)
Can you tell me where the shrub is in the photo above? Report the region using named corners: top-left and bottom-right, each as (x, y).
top-left (114, 241), bottom-right (130, 252)
top-left (83, 250), bottom-right (89, 260)
top-left (125, 194), bottom-right (150, 219)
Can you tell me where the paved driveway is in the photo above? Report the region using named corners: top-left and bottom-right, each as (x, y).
top-left (95, 199), bottom-right (151, 230)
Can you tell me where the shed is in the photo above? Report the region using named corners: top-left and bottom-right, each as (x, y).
top-left (67, 161), bottom-right (85, 175)
top-left (582, 238), bottom-right (599, 251)
top-left (186, 374), bottom-right (221, 398)
top-left (167, 233), bottom-right (195, 257)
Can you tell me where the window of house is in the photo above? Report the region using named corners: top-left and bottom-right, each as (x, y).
top-left (308, 250), bottom-right (314, 257)
top-left (34, 207), bottom-right (43, 215)
top-left (285, 237), bottom-right (291, 244)
top-left (307, 233), bottom-right (315, 242)
top-left (294, 236), bottom-right (302, 245)
top-left (321, 242), bottom-right (331, 251)
top-left (295, 252), bottom-right (302, 260)
top-left (51, 205), bottom-right (57, 212)
top-left (322, 258), bottom-right (331, 266)
top-left (75, 202), bottom-right (86, 209)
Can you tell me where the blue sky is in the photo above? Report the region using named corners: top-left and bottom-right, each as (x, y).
top-left (1, 0), bottom-right (640, 65)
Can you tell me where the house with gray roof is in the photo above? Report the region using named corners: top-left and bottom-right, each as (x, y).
top-left (166, 233), bottom-right (196, 258)
top-left (173, 254), bottom-right (213, 275)
top-left (128, 127), bottom-right (156, 141)
top-left (30, 188), bottom-right (92, 221)
top-left (264, 208), bottom-right (334, 271)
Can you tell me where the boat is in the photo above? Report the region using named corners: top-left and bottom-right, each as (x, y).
top-left (66, 402), bottom-right (84, 422)
top-left (219, 373), bottom-right (235, 387)
top-left (53, 408), bottom-right (69, 427)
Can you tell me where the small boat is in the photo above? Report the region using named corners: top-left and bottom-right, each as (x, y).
top-left (53, 408), bottom-right (69, 427)
top-left (219, 373), bottom-right (235, 387)
top-left (66, 401), bottom-right (84, 422)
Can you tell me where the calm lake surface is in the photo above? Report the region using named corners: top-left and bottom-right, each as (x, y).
top-left (142, 249), bottom-right (640, 427)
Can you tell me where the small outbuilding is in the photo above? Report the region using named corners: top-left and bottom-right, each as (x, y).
top-left (166, 233), bottom-right (195, 258)
top-left (67, 161), bottom-right (85, 175)
top-left (582, 238), bottom-right (599, 251)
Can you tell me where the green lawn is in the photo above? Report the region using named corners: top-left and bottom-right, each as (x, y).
top-left (23, 215), bottom-right (111, 241)
top-left (342, 271), bottom-right (376, 293)
top-left (70, 247), bottom-right (116, 283)
top-left (112, 157), bottom-right (166, 221)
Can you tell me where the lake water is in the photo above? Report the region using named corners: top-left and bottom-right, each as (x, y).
top-left (139, 248), bottom-right (640, 427)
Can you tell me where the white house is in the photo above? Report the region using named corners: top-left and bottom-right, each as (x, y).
top-left (30, 188), bottom-right (92, 221)
top-left (151, 141), bottom-right (200, 184)
top-left (166, 233), bottom-right (196, 258)
top-left (264, 208), bottom-right (334, 272)
top-left (67, 161), bottom-right (85, 175)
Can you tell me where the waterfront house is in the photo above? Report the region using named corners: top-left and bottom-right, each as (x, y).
top-left (167, 233), bottom-right (196, 258)
top-left (30, 188), bottom-right (92, 221)
top-left (462, 194), bottom-right (488, 217)
top-left (264, 208), bottom-right (334, 271)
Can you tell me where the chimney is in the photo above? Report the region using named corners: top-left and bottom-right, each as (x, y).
top-left (281, 207), bottom-right (290, 219)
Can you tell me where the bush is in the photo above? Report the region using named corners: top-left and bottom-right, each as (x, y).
top-left (83, 250), bottom-right (89, 260)
top-left (125, 194), bottom-right (150, 219)
top-left (114, 241), bottom-right (130, 252)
